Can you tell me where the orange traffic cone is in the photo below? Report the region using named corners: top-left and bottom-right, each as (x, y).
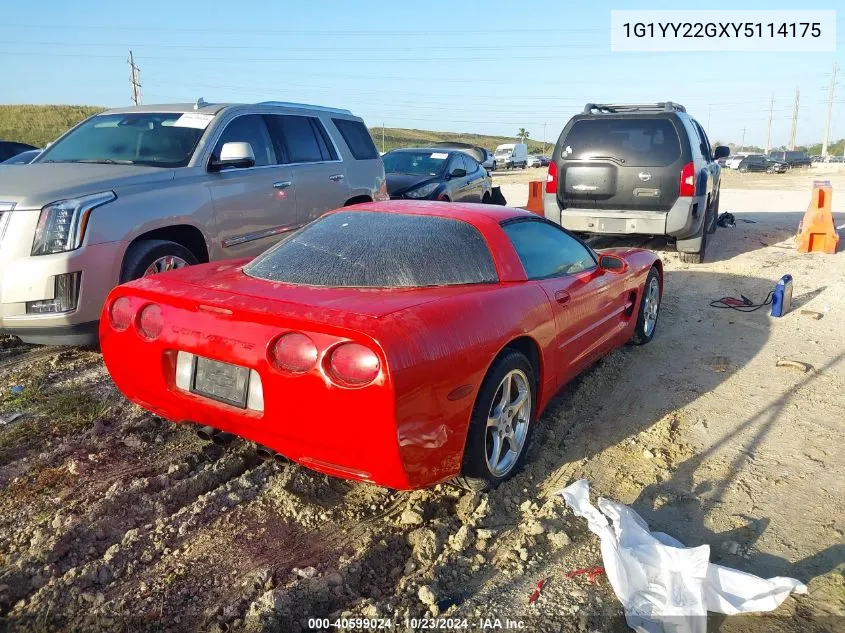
top-left (526, 181), bottom-right (544, 215)
top-left (796, 180), bottom-right (840, 254)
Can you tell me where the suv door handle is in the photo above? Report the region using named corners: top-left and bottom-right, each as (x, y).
top-left (329, 174), bottom-right (345, 182)
top-left (273, 181), bottom-right (292, 189)
top-left (555, 290), bottom-right (571, 305)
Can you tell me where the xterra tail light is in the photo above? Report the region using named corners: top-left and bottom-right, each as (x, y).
top-left (680, 162), bottom-right (696, 197)
top-left (270, 332), bottom-right (319, 374)
top-left (545, 160), bottom-right (558, 194)
top-left (138, 303), bottom-right (164, 339)
top-left (327, 343), bottom-right (380, 387)
top-left (109, 297), bottom-right (133, 331)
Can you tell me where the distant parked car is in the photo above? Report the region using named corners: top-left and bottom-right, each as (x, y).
top-left (736, 155), bottom-right (771, 172)
top-left (383, 148), bottom-right (492, 203)
top-left (430, 142), bottom-right (495, 172)
top-left (768, 151), bottom-right (811, 168)
top-left (726, 153), bottom-right (749, 169)
top-left (0, 100), bottom-right (387, 346)
top-left (538, 156), bottom-right (551, 166)
top-left (526, 155), bottom-right (542, 168)
top-left (766, 160), bottom-right (789, 174)
top-left (0, 140), bottom-right (39, 162)
top-left (0, 149), bottom-right (40, 165)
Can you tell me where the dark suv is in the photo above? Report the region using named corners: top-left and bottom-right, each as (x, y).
top-left (543, 102), bottom-right (729, 263)
top-left (767, 151), bottom-right (811, 168)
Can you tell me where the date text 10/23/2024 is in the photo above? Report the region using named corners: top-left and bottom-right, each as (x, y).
top-left (307, 617), bottom-right (526, 630)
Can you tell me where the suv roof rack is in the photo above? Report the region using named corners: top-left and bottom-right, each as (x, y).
top-left (256, 101), bottom-right (353, 115)
top-left (583, 102), bottom-right (686, 114)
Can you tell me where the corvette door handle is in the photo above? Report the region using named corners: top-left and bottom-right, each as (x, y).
top-left (273, 181), bottom-right (292, 189)
top-left (555, 290), bottom-right (571, 305)
top-left (329, 174), bottom-right (345, 181)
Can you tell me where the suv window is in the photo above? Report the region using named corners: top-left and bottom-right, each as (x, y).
top-left (691, 120), bottom-right (712, 161)
top-left (213, 114), bottom-right (274, 167)
top-left (37, 113), bottom-right (207, 168)
top-left (331, 118), bottom-right (379, 159)
top-left (503, 220), bottom-right (596, 279)
top-left (562, 118), bottom-right (681, 167)
top-left (244, 211), bottom-right (498, 288)
top-left (266, 115), bottom-right (330, 164)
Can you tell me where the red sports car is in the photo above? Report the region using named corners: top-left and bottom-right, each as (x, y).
top-left (100, 201), bottom-right (662, 490)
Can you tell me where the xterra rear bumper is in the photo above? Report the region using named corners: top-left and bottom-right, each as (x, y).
top-left (542, 193), bottom-right (706, 240)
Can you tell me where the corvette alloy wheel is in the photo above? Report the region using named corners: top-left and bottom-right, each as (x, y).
top-left (143, 255), bottom-right (189, 277)
top-left (642, 276), bottom-right (661, 337)
top-left (485, 368), bottom-right (531, 477)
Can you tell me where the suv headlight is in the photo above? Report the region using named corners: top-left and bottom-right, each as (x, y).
top-left (31, 191), bottom-right (116, 256)
top-left (405, 183), bottom-right (439, 199)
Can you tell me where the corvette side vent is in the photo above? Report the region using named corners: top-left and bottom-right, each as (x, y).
top-left (583, 102), bottom-right (687, 114)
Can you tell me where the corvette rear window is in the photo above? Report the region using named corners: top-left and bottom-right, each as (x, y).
top-left (244, 211), bottom-right (498, 288)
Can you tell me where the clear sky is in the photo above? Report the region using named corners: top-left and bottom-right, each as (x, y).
top-left (2, 0), bottom-right (843, 149)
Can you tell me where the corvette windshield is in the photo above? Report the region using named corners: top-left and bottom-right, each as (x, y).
top-left (244, 211), bottom-right (499, 288)
top-left (382, 151), bottom-right (448, 176)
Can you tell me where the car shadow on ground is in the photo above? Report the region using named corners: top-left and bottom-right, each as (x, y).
top-left (450, 267), bottom-right (841, 627)
top-left (585, 211), bottom-right (807, 263)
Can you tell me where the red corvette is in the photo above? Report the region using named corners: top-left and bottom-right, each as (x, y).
top-left (100, 201), bottom-right (662, 490)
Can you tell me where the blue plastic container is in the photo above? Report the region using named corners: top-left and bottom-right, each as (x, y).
top-left (771, 274), bottom-right (793, 317)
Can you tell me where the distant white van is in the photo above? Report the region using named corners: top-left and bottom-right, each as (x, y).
top-left (494, 143), bottom-right (529, 169)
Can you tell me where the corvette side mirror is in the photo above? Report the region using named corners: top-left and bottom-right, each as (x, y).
top-left (599, 254), bottom-right (627, 273)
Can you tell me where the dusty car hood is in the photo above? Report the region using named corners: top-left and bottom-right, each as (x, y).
top-left (385, 173), bottom-right (438, 197)
top-left (0, 163), bottom-right (175, 210)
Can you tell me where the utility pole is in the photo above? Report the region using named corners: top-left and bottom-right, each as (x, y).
top-left (381, 124), bottom-right (385, 153)
top-left (707, 105), bottom-right (712, 130)
top-left (788, 88), bottom-right (799, 150)
top-left (821, 62), bottom-right (838, 158)
top-left (765, 93), bottom-right (774, 154)
top-left (740, 127), bottom-right (746, 151)
top-left (543, 122), bottom-right (547, 156)
top-left (128, 50), bottom-right (142, 105)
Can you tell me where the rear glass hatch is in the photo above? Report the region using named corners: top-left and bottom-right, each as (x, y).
top-left (555, 116), bottom-right (689, 212)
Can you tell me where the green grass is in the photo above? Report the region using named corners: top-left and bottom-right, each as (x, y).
top-left (0, 105), bottom-right (104, 147)
top-left (0, 104), bottom-right (550, 155)
top-left (0, 375), bottom-right (114, 454)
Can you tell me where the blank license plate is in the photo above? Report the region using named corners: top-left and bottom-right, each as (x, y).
top-left (192, 356), bottom-right (250, 408)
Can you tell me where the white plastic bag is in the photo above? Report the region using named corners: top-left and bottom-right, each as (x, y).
top-left (560, 479), bottom-right (806, 633)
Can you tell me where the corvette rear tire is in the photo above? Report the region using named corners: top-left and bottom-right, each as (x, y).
top-left (121, 239), bottom-right (199, 283)
top-left (629, 266), bottom-right (661, 345)
top-left (458, 350), bottom-right (536, 491)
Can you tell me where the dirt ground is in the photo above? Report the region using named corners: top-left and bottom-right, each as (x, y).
top-left (1, 170), bottom-right (843, 632)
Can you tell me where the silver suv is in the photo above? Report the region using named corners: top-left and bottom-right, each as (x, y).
top-left (0, 100), bottom-right (387, 345)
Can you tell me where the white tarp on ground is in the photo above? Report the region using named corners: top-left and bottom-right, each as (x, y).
top-left (559, 479), bottom-right (807, 633)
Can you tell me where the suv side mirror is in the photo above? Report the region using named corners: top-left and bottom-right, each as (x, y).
top-left (713, 146), bottom-right (730, 160)
top-left (210, 141), bottom-right (256, 171)
top-left (599, 254), bottom-right (627, 273)
top-left (449, 168), bottom-right (467, 179)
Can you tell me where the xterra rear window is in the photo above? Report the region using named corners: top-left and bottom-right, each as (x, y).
top-left (244, 211), bottom-right (498, 288)
top-left (562, 118), bottom-right (681, 167)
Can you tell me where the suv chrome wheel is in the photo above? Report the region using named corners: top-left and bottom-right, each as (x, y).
top-left (144, 255), bottom-right (189, 276)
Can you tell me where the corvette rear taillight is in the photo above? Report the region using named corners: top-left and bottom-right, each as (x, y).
top-left (327, 342), bottom-right (380, 387)
top-left (109, 297), bottom-right (133, 331)
top-left (270, 332), bottom-right (318, 374)
top-left (138, 303), bottom-right (164, 339)
top-left (680, 162), bottom-right (696, 197)
top-left (545, 160), bottom-right (558, 194)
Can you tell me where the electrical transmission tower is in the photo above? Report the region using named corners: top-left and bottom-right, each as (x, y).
top-left (821, 62), bottom-right (838, 158)
top-left (788, 88), bottom-right (799, 150)
top-left (128, 50), bottom-right (142, 105)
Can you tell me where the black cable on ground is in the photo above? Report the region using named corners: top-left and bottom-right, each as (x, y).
top-left (709, 291), bottom-right (774, 312)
